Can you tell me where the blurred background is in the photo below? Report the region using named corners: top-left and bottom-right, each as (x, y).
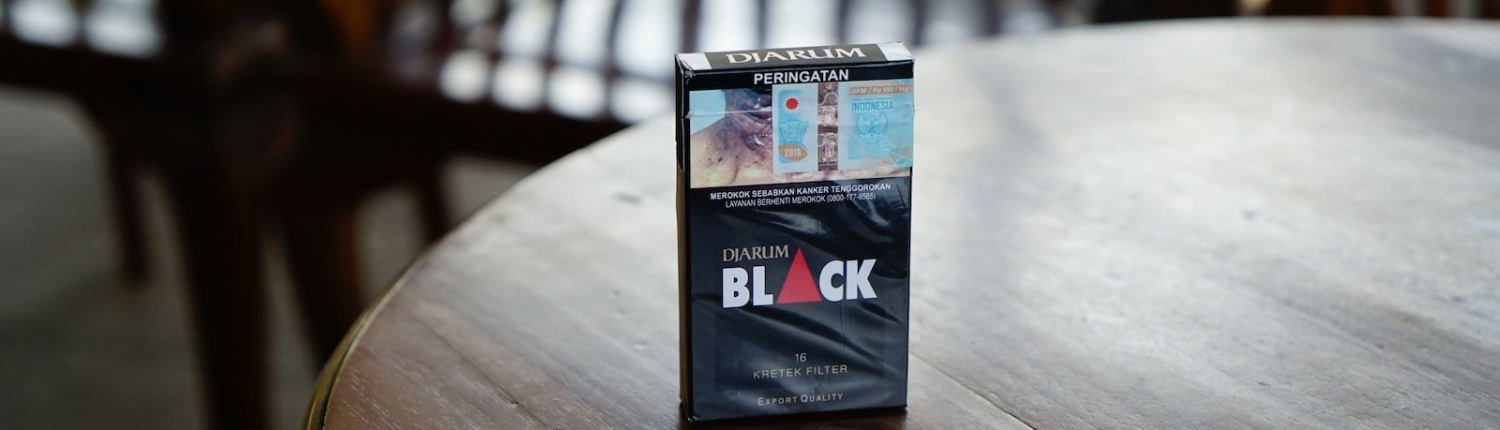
top-left (0, 0), bottom-right (1494, 429)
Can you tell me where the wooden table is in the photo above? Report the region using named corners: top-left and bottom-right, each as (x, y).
top-left (307, 20), bottom-right (1500, 429)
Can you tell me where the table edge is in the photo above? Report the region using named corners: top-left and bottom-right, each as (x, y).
top-left (301, 254), bottom-right (435, 430)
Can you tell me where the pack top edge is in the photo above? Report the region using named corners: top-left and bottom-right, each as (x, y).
top-left (679, 42), bottom-right (906, 71)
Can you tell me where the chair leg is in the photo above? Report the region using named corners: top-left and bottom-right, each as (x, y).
top-left (167, 164), bottom-right (269, 430)
top-left (1153, 0), bottom-right (1239, 18)
top-left (1093, 0), bottom-right (1155, 23)
top-left (282, 196), bottom-right (367, 361)
top-left (1421, 0), bottom-right (1450, 16)
top-left (1327, 0), bottom-right (1394, 15)
top-left (1263, 0), bottom-right (1326, 15)
top-left (103, 144), bottom-right (148, 284)
top-left (415, 167), bottom-right (451, 243)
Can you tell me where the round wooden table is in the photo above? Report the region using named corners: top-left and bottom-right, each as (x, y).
top-left (307, 20), bottom-right (1500, 429)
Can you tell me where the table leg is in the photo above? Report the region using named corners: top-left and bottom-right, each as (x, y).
top-left (282, 195), bottom-right (366, 361)
top-left (415, 169), bottom-right (450, 243)
top-left (167, 162), bottom-right (269, 430)
top-left (103, 143), bottom-right (148, 284)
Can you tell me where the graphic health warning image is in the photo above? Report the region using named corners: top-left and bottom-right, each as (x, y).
top-left (687, 79), bottom-right (913, 189)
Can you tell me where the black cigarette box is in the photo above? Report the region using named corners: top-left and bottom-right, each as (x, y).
top-left (675, 43), bottom-right (913, 422)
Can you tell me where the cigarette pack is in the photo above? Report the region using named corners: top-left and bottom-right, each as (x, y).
top-left (675, 43), bottom-right (914, 422)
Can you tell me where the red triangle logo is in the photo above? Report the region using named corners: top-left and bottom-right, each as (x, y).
top-left (776, 249), bottom-right (821, 304)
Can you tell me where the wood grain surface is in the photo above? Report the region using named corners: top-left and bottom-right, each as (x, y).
top-left (312, 19), bottom-right (1500, 429)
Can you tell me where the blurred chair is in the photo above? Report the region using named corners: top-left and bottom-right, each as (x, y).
top-left (0, 1), bottom-right (295, 429)
top-left (1092, 0), bottom-right (1239, 23)
top-left (1265, 0), bottom-right (1500, 17)
top-left (1, 0), bottom-right (176, 285)
top-left (1265, 0), bottom-right (1395, 15)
